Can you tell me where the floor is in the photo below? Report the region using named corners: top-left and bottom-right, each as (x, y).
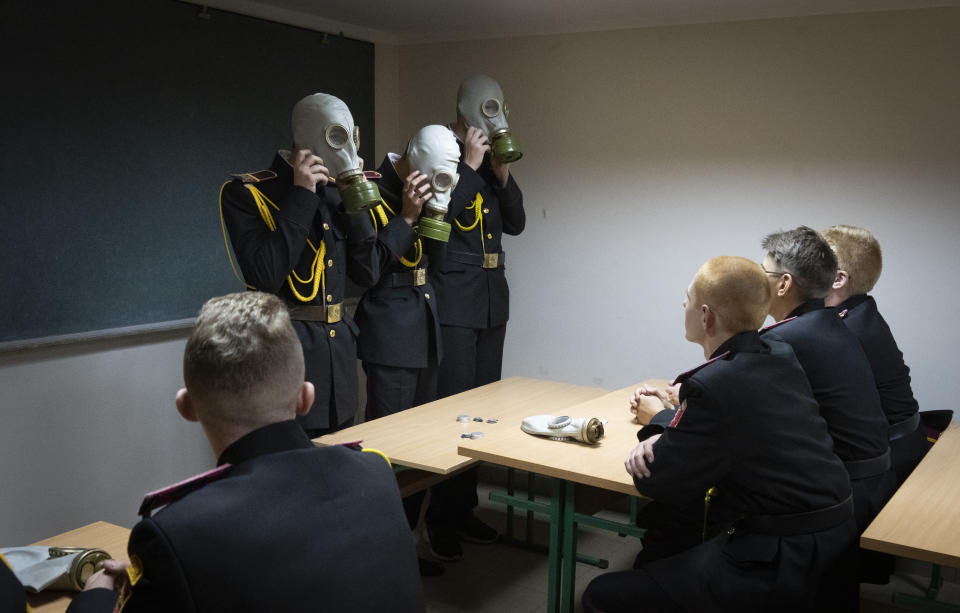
top-left (415, 479), bottom-right (960, 613)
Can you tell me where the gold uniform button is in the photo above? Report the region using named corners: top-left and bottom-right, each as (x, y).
top-left (327, 259), bottom-right (333, 268)
top-left (486, 233), bottom-right (493, 239)
top-left (425, 293), bottom-right (431, 299)
top-left (329, 330), bottom-right (336, 338)
top-left (323, 222), bottom-right (330, 231)
top-left (326, 294), bottom-right (333, 302)
top-left (483, 208), bottom-right (489, 214)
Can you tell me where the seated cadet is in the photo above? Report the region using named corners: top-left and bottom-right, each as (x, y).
top-left (821, 225), bottom-right (926, 484)
top-left (66, 292), bottom-right (424, 613)
top-left (582, 256), bottom-right (857, 613)
top-left (1, 554), bottom-right (28, 613)
top-left (760, 226), bottom-right (896, 534)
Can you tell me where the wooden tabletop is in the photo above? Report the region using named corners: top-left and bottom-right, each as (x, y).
top-left (27, 521), bottom-right (131, 613)
top-left (458, 380), bottom-right (670, 496)
top-left (316, 377), bottom-right (607, 474)
top-left (861, 422), bottom-right (960, 567)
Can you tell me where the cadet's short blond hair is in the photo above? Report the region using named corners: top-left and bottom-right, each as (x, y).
top-left (183, 292), bottom-right (303, 413)
top-left (692, 256), bottom-right (772, 332)
top-left (821, 225), bottom-right (883, 295)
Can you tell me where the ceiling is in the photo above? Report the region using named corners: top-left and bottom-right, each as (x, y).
top-left (200, 0), bottom-right (960, 43)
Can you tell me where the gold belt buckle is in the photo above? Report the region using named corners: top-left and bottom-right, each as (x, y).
top-left (483, 253), bottom-right (499, 268)
top-left (413, 269), bottom-right (426, 286)
top-left (326, 302), bottom-right (342, 324)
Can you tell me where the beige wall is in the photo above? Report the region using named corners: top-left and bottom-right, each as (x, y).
top-left (393, 7), bottom-right (960, 406)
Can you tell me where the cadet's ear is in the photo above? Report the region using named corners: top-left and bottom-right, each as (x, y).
top-left (295, 382), bottom-right (315, 417)
top-left (832, 270), bottom-right (849, 291)
top-left (701, 304), bottom-right (716, 332)
top-left (776, 273), bottom-right (793, 297)
top-left (175, 388), bottom-right (200, 423)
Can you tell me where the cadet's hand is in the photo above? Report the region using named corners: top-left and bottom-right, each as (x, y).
top-left (401, 171), bottom-right (432, 226)
top-left (463, 126), bottom-right (489, 171)
top-left (490, 157), bottom-right (511, 187)
top-left (630, 392), bottom-right (670, 425)
top-left (82, 559), bottom-right (129, 592)
top-left (666, 383), bottom-right (681, 406)
top-left (292, 149), bottom-right (330, 191)
top-left (625, 434), bottom-right (661, 480)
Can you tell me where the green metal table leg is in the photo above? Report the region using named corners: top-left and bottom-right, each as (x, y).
top-left (892, 564), bottom-right (960, 612)
top-left (547, 478), bottom-right (565, 613)
top-left (527, 471), bottom-right (536, 544)
top-left (506, 467), bottom-right (515, 541)
top-left (560, 479), bottom-right (578, 613)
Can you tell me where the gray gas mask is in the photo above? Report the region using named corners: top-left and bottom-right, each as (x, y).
top-left (291, 93), bottom-right (380, 214)
top-left (406, 125), bottom-right (460, 242)
top-left (457, 75), bottom-right (522, 163)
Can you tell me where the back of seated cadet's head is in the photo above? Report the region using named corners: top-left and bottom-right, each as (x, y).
top-left (820, 225), bottom-right (883, 304)
top-left (688, 256), bottom-right (771, 339)
top-left (182, 292), bottom-right (306, 429)
top-left (761, 226), bottom-right (837, 302)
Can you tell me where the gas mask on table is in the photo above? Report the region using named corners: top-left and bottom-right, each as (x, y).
top-left (457, 75), bottom-right (522, 163)
top-left (1, 546), bottom-right (110, 592)
top-left (521, 415), bottom-right (605, 445)
top-left (406, 125), bottom-right (460, 242)
top-left (292, 93), bottom-right (380, 214)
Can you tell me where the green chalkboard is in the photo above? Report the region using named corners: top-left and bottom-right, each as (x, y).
top-left (1, 0), bottom-right (374, 344)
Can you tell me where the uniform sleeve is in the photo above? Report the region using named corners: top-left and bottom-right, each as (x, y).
top-left (220, 179), bottom-right (319, 293)
top-left (447, 162), bottom-right (487, 222)
top-left (341, 208), bottom-right (380, 290)
top-left (492, 174), bottom-right (524, 235)
top-left (378, 216), bottom-right (419, 264)
top-left (65, 588), bottom-right (117, 613)
top-left (117, 519), bottom-right (194, 613)
top-left (632, 381), bottom-right (730, 506)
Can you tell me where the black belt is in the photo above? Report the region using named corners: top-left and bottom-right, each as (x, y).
top-left (286, 302), bottom-right (342, 324)
top-left (377, 268), bottom-right (427, 288)
top-left (844, 447), bottom-right (892, 480)
top-left (450, 250), bottom-right (505, 269)
top-left (737, 495), bottom-right (854, 536)
top-left (888, 412), bottom-right (921, 441)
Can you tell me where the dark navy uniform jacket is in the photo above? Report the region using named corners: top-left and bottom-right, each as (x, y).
top-left (1, 556), bottom-right (27, 613)
top-left (431, 147), bottom-right (524, 329)
top-left (762, 298), bottom-right (895, 530)
top-left (354, 156), bottom-right (442, 368)
top-left (220, 154), bottom-right (379, 430)
top-left (67, 421), bottom-right (424, 613)
top-left (634, 331), bottom-right (857, 612)
top-left (837, 294), bottom-right (925, 482)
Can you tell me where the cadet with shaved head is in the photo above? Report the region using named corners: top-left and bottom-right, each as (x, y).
top-left (583, 257), bottom-right (857, 613)
top-left (821, 225), bottom-right (926, 484)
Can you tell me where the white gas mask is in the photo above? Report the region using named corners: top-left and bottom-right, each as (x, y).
top-left (291, 93), bottom-right (380, 214)
top-left (521, 415), bottom-right (605, 445)
top-left (457, 74), bottom-right (522, 163)
top-left (406, 125), bottom-right (460, 242)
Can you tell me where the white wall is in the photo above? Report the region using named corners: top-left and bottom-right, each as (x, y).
top-left (394, 8), bottom-right (960, 407)
top-left (0, 333), bottom-right (214, 543)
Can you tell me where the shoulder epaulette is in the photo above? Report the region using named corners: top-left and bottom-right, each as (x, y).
top-left (230, 170), bottom-right (277, 184)
top-left (759, 316), bottom-right (797, 334)
top-left (672, 351), bottom-right (731, 386)
top-left (364, 170), bottom-right (382, 180)
top-left (138, 464), bottom-right (232, 518)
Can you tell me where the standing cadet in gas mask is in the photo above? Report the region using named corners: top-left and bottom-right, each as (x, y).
top-left (219, 93), bottom-right (380, 438)
top-left (425, 75), bottom-right (526, 562)
top-left (354, 125), bottom-right (460, 575)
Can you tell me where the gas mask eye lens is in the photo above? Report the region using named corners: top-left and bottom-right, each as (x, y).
top-left (481, 98), bottom-right (501, 118)
top-left (324, 124), bottom-right (351, 149)
top-left (432, 172), bottom-right (454, 192)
